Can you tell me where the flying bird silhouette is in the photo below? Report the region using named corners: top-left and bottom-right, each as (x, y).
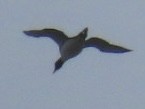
top-left (23, 27), bottom-right (132, 73)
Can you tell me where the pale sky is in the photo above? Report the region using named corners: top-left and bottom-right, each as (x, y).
top-left (0, 0), bottom-right (145, 109)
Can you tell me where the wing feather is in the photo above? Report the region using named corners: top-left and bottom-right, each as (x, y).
top-left (85, 37), bottom-right (132, 53)
top-left (23, 28), bottom-right (68, 47)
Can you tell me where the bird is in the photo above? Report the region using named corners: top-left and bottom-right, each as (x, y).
top-left (23, 27), bottom-right (132, 73)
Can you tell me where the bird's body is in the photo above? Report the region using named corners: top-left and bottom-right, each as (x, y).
top-left (23, 27), bottom-right (132, 73)
top-left (60, 36), bottom-right (85, 61)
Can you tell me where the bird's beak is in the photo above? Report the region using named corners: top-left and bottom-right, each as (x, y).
top-left (81, 27), bottom-right (88, 38)
top-left (83, 27), bottom-right (88, 33)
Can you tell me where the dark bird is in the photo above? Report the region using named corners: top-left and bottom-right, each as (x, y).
top-left (23, 27), bottom-right (132, 73)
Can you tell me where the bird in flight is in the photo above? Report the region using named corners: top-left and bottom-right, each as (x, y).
top-left (23, 27), bottom-right (132, 73)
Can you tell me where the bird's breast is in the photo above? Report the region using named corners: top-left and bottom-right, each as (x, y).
top-left (60, 38), bottom-right (84, 61)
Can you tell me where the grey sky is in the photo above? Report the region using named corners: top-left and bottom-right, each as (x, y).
top-left (0, 0), bottom-right (145, 109)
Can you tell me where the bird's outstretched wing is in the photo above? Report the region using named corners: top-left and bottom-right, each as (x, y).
top-left (23, 28), bottom-right (68, 47)
top-left (85, 37), bottom-right (132, 53)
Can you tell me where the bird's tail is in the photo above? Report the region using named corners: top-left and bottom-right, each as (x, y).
top-left (53, 58), bottom-right (64, 73)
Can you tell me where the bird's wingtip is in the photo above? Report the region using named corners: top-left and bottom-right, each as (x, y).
top-left (125, 49), bottom-right (133, 53)
top-left (23, 30), bottom-right (41, 37)
top-left (23, 30), bottom-right (30, 35)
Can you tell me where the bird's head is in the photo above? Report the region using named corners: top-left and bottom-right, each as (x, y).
top-left (78, 27), bottom-right (88, 39)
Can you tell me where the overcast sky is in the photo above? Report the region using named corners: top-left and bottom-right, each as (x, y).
top-left (0, 0), bottom-right (145, 109)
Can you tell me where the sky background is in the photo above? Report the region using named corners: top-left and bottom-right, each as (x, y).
top-left (0, 0), bottom-right (145, 109)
